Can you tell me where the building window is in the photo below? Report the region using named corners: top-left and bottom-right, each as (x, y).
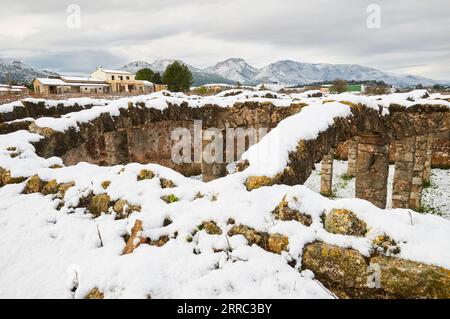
top-left (119, 76), bottom-right (123, 80)
top-left (112, 75), bottom-right (115, 80)
top-left (126, 76), bottom-right (130, 80)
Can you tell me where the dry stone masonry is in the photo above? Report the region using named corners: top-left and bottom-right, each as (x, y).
top-left (1, 90), bottom-right (450, 299)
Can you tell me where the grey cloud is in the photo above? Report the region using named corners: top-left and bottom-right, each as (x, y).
top-left (0, 0), bottom-right (449, 80)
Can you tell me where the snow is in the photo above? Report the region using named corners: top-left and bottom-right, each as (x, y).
top-left (0, 89), bottom-right (449, 298)
top-left (242, 102), bottom-right (352, 176)
top-left (306, 160), bottom-right (450, 220)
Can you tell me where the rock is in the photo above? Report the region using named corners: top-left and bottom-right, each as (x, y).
top-left (245, 176), bottom-right (274, 191)
top-left (161, 194), bottom-right (179, 204)
top-left (137, 169), bottom-right (154, 181)
top-left (163, 217), bottom-right (173, 227)
top-left (49, 164), bottom-right (63, 169)
top-left (272, 195), bottom-right (312, 226)
top-left (42, 179), bottom-right (58, 195)
top-left (112, 199), bottom-right (141, 219)
top-left (371, 256), bottom-right (450, 299)
top-left (160, 178), bottom-right (176, 189)
top-left (302, 242), bottom-right (450, 299)
top-left (101, 181), bottom-right (111, 189)
top-left (372, 235), bottom-right (401, 256)
top-left (89, 194), bottom-right (111, 217)
top-left (235, 160), bottom-right (249, 172)
top-left (150, 235), bottom-right (170, 247)
top-left (123, 219), bottom-right (148, 255)
top-left (199, 221), bottom-right (222, 235)
top-left (56, 182), bottom-right (75, 199)
top-left (228, 225), bottom-right (269, 250)
top-left (85, 288), bottom-right (104, 299)
top-left (0, 167), bottom-right (26, 187)
top-left (23, 175), bottom-right (45, 194)
top-left (267, 234), bottom-right (289, 254)
top-left (324, 209), bottom-right (368, 237)
top-left (302, 242), bottom-right (373, 298)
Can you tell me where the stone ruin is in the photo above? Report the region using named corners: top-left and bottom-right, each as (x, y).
top-left (4, 95), bottom-right (448, 211)
top-left (1, 91), bottom-right (450, 299)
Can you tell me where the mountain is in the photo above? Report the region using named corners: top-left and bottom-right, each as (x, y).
top-left (121, 59), bottom-right (234, 86)
top-left (254, 60), bottom-right (440, 87)
top-left (204, 58), bottom-right (259, 84)
top-left (1, 57), bottom-right (443, 88)
top-left (0, 59), bottom-right (58, 85)
top-left (121, 58), bottom-right (444, 87)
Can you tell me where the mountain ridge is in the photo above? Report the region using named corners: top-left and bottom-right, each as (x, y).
top-left (121, 58), bottom-right (446, 87)
top-left (0, 58), bottom-right (446, 87)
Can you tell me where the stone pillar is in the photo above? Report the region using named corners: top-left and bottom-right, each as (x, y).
top-left (355, 134), bottom-right (389, 209)
top-left (320, 150), bottom-right (334, 197)
top-left (202, 129), bottom-right (227, 182)
top-left (347, 138), bottom-right (358, 177)
top-left (423, 133), bottom-right (434, 186)
top-left (392, 137), bottom-right (416, 209)
top-left (409, 135), bottom-right (428, 210)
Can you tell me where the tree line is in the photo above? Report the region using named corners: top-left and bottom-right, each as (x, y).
top-left (135, 61), bottom-right (193, 92)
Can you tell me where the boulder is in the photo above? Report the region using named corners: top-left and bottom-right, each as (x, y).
top-left (199, 221), bottom-right (222, 235)
top-left (23, 175), bottom-right (45, 194)
top-left (0, 167), bottom-right (26, 187)
top-left (112, 199), bottom-right (141, 219)
top-left (245, 176), bottom-right (274, 191)
top-left (89, 194), bottom-right (111, 217)
top-left (137, 169), bottom-right (154, 181)
top-left (85, 288), bottom-right (104, 299)
top-left (324, 209), bottom-right (367, 237)
top-left (101, 181), bottom-right (111, 189)
top-left (42, 179), bottom-right (59, 195)
top-left (371, 256), bottom-right (450, 299)
top-left (272, 196), bottom-right (312, 226)
top-left (160, 178), bottom-right (176, 189)
top-left (267, 234), bottom-right (289, 254)
top-left (228, 225), bottom-right (269, 249)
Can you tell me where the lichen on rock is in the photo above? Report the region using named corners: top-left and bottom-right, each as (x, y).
top-left (85, 287), bottom-right (104, 299)
top-left (272, 195), bottom-right (312, 226)
top-left (89, 194), bottom-right (111, 217)
top-left (371, 235), bottom-right (401, 256)
top-left (160, 178), bottom-right (176, 189)
top-left (22, 175), bottom-right (45, 194)
top-left (161, 194), bottom-right (179, 204)
top-left (267, 234), bottom-right (289, 254)
top-left (112, 199), bottom-right (141, 219)
top-left (227, 224), bottom-right (288, 254)
top-left (199, 221), bottom-right (222, 235)
top-left (324, 209), bottom-right (368, 237)
top-left (42, 179), bottom-right (59, 195)
top-left (137, 169), bottom-right (154, 181)
top-left (245, 176), bottom-right (274, 191)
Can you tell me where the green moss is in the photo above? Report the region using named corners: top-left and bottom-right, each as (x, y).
top-left (161, 194), bottom-right (179, 204)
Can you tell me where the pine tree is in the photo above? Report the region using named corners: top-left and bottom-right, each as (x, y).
top-left (135, 68), bottom-right (155, 82)
top-left (162, 61), bottom-right (193, 92)
top-left (152, 72), bottom-right (162, 84)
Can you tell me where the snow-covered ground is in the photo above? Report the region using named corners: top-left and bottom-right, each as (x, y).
top-left (0, 89), bottom-right (449, 299)
top-left (305, 160), bottom-right (450, 220)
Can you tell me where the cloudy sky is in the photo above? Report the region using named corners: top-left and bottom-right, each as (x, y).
top-left (0, 0), bottom-right (449, 80)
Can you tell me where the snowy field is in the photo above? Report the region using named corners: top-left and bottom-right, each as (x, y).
top-left (0, 89), bottom-right (449, 298)
top-left (305, 160), bottom-right (450, 220)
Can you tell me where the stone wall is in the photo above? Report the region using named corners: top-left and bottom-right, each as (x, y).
top-left (30, 101), bottom-right (302, 177)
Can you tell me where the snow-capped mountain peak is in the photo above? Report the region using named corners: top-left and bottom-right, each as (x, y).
top-left (205, 58), bottom-right (259, 83)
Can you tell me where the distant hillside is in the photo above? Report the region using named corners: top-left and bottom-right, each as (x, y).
top-left (121, 58), bottom-right (446, 87)
top-left (0, 59), bottom-right (57, 85)
top-left (120, 60), bottom-right (234, 86)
